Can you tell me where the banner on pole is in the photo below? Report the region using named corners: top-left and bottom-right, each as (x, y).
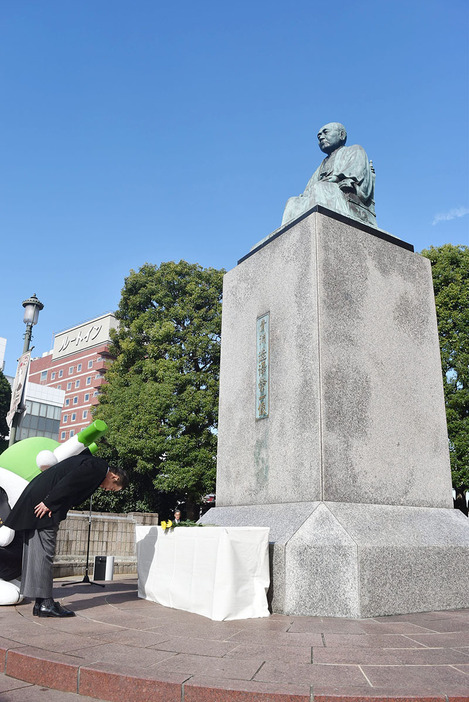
top-left (6, 351), bottom-right (31, 429)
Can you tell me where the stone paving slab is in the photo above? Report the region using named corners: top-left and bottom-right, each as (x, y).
top-left (0, 576), bottom-right (468, 701)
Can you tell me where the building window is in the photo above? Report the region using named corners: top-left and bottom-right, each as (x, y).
top-left (59, 370), bottom-right (63, 378)
top-left (71, 413), bottom-right (76, 421)
top-left (69, 366), bottom-right (74, 374)
top-left (86, 377), bottom-right (91, 385)
top-left (83, 410), bottom-right (88, 419)
top-left (63, 415), bottom-right (68, 423)
top-left (93, 391), bottom-right (99, 397)
top-left (65, 398), bottom-right (70, 407)
top-left (73, 397), bottom-right (78, 405)
top-left (61, 431), bottom-right (66, 440)
top-left (41, 371), bottom-right (47, 381)
top-left (84, 393), bottom-right (90, 402)
top-left (75, 380), bottom-right (80, 388)
top-left (67, 382), bottom-right (72, 390)
top-left (77, 363), bottom-right (82, 372)
top-left (88, 360), bottom-right (93, 369)
top-left (57, 384), bottom-right (62, 390)
top-left (70, 430), bottom-right (74, 437)
top-left (51, 372), bottom-right (56, 380)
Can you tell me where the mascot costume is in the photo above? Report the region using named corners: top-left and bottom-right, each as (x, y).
top-left (0, 420), bottom-right (107, 605)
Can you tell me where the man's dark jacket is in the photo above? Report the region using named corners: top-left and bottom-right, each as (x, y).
top-left (4, 453), bottom-right (108, 532)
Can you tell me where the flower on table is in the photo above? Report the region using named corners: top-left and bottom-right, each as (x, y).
top-left (160, 520), bottom-right (173, 532)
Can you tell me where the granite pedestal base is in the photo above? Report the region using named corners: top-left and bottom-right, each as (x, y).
top-left (209, 208), bottom-right (469, 618)
top-left (200, 502), bottom-right (469, 618)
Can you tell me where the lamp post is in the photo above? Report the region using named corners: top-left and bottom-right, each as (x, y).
top-left (21, 294), bottom-right (44, 354)
top-left (8, 294), bottom-right (44, 446)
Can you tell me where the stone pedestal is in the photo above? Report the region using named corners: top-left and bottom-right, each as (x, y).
top-left (200, 207), bottom-right (469, 617)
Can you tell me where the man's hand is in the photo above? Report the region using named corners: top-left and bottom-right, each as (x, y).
top-left (34, 502), bottom-right (52, 519)
top-left (337, 177), bottom-right (355, 193)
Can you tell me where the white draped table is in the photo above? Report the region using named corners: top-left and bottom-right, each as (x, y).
top-left (136, 525), bottom-right (270, 621)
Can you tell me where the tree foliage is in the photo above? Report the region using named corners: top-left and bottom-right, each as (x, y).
top-left (0, 370), bottom-right (11, 453)
top-left (92, 260), bottom-right (224, 515)
top-left (421, 244), bottom-right (469, 490)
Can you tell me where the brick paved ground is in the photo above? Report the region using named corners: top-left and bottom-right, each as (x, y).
top-left (0, 576), bottom-right (468, 701)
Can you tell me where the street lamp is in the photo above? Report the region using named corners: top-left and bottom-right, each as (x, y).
top-left (21, 293), bottom-right (44, 354)
top-left (8, 294), bottom-right (44, 445)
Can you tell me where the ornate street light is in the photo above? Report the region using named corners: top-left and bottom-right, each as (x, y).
top-left (21, 293), bottom-right (44, 354)
top-left (8, 294), bottom-right (44, 445)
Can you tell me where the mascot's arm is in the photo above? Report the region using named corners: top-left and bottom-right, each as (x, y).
top-left (0, 467), bottom-right (28, 508)
top-left (0, 525), bottom-right (15, 547)
top-left (0, 468), bottom-right (28, 547)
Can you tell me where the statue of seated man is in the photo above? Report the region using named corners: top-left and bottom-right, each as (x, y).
top-left (282, 122), bottom-right (377, 228)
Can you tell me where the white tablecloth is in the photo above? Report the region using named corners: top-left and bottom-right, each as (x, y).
top-left (136, 525), bottom-right (270, 621)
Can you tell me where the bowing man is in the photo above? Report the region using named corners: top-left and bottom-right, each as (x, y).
top-left (5, 451), bottom-right (128, 618)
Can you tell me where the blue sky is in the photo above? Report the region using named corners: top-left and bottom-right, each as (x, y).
top-left (1, 0), bottom-right (468, 376)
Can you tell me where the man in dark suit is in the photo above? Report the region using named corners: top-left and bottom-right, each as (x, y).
top-left (5, 452), bottom-right (128, 618)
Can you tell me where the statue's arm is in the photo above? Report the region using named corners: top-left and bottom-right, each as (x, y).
top-left (332, 146), bottom-right (373, 200)
top-left (303, 162), bottom-right (324, 193)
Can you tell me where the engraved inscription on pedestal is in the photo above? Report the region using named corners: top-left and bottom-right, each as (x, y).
top-left (256, 313), bottom-right (269, 419)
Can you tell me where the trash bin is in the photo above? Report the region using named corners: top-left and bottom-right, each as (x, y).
top-left (94, 555), bottom-right (114, 581)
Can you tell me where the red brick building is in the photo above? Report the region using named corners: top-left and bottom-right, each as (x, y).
top-left (29, 313), bottom-right (118, 442)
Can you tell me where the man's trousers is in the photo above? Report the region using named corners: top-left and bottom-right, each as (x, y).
top-left (21, 526), bottom-right (59, 599)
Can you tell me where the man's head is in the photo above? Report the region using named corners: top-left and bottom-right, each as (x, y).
top-left (100, 466), bottom-right (129, 492)
top-left (317, 123), bottom-right (347, 154)
top-left (174, 509), bottom-right (181, 520)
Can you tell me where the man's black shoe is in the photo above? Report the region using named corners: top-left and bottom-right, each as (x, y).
top-left (37, 601), bottom-right (75, 617)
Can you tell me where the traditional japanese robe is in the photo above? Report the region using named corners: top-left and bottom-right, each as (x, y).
top-left (282, 144), bottom-right (376, 227)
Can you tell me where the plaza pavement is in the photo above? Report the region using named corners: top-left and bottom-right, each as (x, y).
top-left (0, 575), bottom-right (468, 702)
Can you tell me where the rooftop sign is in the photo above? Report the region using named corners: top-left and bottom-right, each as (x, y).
top-left (52, 313), bottom-right (118, 360)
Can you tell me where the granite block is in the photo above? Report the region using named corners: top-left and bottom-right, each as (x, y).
top-left (0, 675), bottom-right (31, 693)
top-left (216, 217), bottom-right (322, 507)
top-left (254, 659), bottom-right (370, 686)
top-left (362, 664), bottom-right (469, 694)
top-left (313, 692), bottom-right (447, 702)
top-left (320, 633), bottom-right (420, 649)
top-left (150, 636), bottom-right (239, 656)
top-left (216, 210), bottom-right (452, 510)
top-left (201, 502), bottom-right (469, 617)
top-left (183, 676), bottom-right (311, 702)
top-left (78, 663), bottom-right (186, 702)
top-left (316, 215), bottom-right (451, 508)
top-left (224, 642), bottom-right (313, 663)
top-left (5, 646), bottom-right (79, 692)
top-left (285, 503), bottom-right (359, 617)
top-left (152, 651), bottom-right (266, 680)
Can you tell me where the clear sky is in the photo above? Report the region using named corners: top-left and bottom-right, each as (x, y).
top-left (1, 0), bottom-right (468, 376)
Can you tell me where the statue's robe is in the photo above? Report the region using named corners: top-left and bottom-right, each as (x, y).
top-left (282, 144), bottom-right (376, 227)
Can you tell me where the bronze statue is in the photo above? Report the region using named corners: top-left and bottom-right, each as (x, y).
top-left (282, 123), bottom-right (377, 227)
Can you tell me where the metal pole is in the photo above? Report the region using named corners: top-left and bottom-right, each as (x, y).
top-left (22, 323), bottom-right (33, 354)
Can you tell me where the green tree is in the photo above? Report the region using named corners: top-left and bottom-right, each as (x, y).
top-left (92, 260), bottom-right (224, 517)
top-left (421, 244), bottom-right (469, 494)
top-left (0, 370), bottom-right (12, 454)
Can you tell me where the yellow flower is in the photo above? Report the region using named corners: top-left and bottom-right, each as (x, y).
top-left (161, 521), bottom-right (166, 529)
top-left (166, 520), bottom-right (173, 529)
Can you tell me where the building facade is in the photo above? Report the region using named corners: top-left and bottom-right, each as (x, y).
top-left (29, 313), bottom-right (118, 442)
top-left (5, 376), bottom-right (65, 442)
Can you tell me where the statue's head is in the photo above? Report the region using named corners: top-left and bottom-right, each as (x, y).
top-left (317, 123), bottom-right (347, 154)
